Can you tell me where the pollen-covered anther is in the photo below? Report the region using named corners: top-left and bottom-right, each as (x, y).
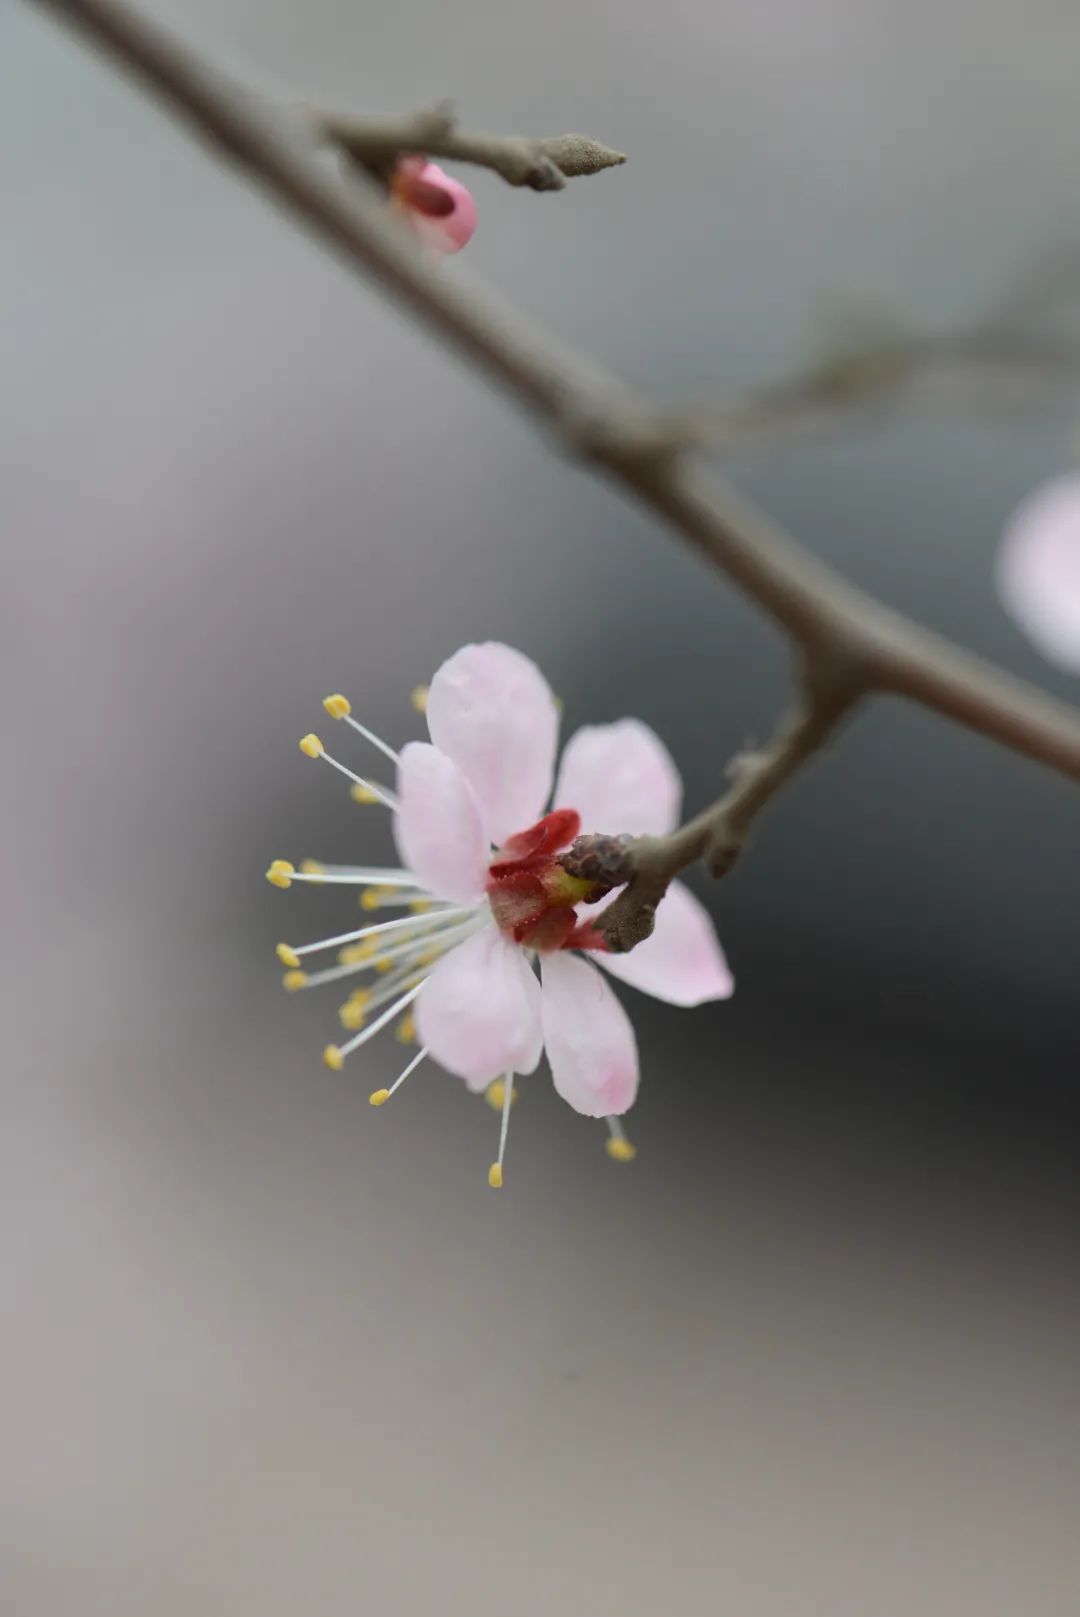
top-left (282, 969), bottom-right (308, 991)
top-left (369, 1088), bottom-right (390, 1106)
top-left (605, 1117), bottom-right (637, 1162)
top-left (299, 733), bottom-right (324, 759)
top-left (276, 942), bottom-right (301, 968)
top-left (484, 1079), bottom-right (517, 1112)
top-left (322, 1044), bottom-right (345, 1071)
top-left (339, 999), bottom-right (367, 1031)
top-left (410, 684), bottom-right (429, 714)
top-left (396, 1012), bottom-right (417, 1044)
top-left (350, 783), bottom-right (381, 805)
top-left (487, 1163), bottom-right (503, 1189)
top-left (322, 694), bottom-right (352, 720)
top-left (299, 858), bottom-right (325, 881)
top-left (266, 859), bottom-right (295, 889)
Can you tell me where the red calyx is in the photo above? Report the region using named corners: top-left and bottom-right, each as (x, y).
top-left (488, 809), bottom-right (581, 877)
top-left (563, 919), bottom-right (609, 953)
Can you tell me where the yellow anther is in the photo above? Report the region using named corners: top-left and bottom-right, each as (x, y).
top-left (410, 684), bottom-right (429, 714)
top-left (360, 887), bottom-right (385, 911)
top-left (323, 693), bottom-right (351, 720)
top-left (282, 969), bottom-right (308, 992)
top-left (299, 858), bottom-right (325, 881)
top-left (339, 1000), bottom-right (367, 1031)
top-left (299, 733), bottom-right (324, 759)
top-left (408, 897), bottom-right (432, 914)
top-left (369, 1088), bottom-right (390, 1107)
top-left (338, 939), bottom-right (376, 966)
top-left (276, 942), bottom-right (301, 969)
top-left (605, 1136), bottom-right (637, 1164)
top-left (374, 955), bottom-right (393, 974)
top-left (487, 1163), bottom-right (503, 1189)
top-left (322, 1044), bottom-right (345, 1072)
top-left (266, 859), bottom-right (295, 889)
top-left (350, 782), bottom-right (380, 805)
top-left (395, 1012), bottom-right (416, 1044)
top-left (485, 1079), bottom-right (517, 1112)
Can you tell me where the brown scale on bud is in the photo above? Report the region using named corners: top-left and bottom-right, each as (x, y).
top-left (557, 833), bottom-right (635, 897)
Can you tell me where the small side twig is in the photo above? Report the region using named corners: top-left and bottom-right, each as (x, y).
top-left (564, 659), bottom-right (862, 949)
top-left (307, 102), bottom-right (626, 191)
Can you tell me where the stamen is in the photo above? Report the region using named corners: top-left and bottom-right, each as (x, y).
top-left (266, 859), bottom-right (295, 889)
top-left (369, 1044), bottom-right (428, 1106)
top-left (321, 694), bottom-right (402, 768)
top-left (283, 905), bottom-right (470, 963)
top-left (296, 915), bottom-right (483, 991)
top-left (488, 1068), bottom-right (515, 1188)
top-left (286, 866), bottom-right (421, 888)
top-left (355, 890), bottom-right (439, 912)
top-left (605, 1116), bottom-right (637, 1163)
top-left (484, 1078), bottom-right (517, 1112)
top-left (323, 979), bottom-right (425, 1069)
top-left (299, 733), bottom-right (398, 810)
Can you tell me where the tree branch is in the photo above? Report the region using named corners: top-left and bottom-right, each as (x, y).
top-left (306, 102), bottom-right (626, 190)
top-left (23, 0), bottom-right (1080, 951)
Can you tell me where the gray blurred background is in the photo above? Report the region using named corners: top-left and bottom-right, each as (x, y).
top-left (3, 0), bottom-right (1080, 1612)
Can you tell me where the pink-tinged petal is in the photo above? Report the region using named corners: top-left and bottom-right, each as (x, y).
top-left (426, 642), bottom-right (559, 845)
top-left (591, 880), bottom-right (734, 1007)
top-left (417, 928), bottom-right (543, 1090)
top-left (998, 473), bottom-right (1080, 672)
top-left (393, 742), bottom-right (488, 904)
top-left (393, 159), bottom-right (477, 254)
top-left (540, 952), bottom-right (639, 1117)
top-left (553, 719), bottom-right (682, 836)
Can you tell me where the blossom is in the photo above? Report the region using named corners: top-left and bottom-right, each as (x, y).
top-left (390, 155), bottom-right (477, 254)
top-left (267, 643), bottom-right (733, 1185)
top-left (998, 473), bottom-right (1080, 673)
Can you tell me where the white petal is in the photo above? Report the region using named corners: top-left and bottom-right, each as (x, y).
top-left (553, 719), bottom-right (682, 836)
top-left (416, 928), bottom-right (543, 1090)
top-left (998, 473), bottom-right (1080, 672)
top-left (426, 642), bottom-right (559, 844)
top-left (393, 742), bottom-right (488, 904)
top-left (592, 880), bottom-right (734, 1006)
top-left (540, 952), bottom-right (640, 1117)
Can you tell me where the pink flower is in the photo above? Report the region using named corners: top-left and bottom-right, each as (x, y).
top-left (268, 643), bottom-right (733, 1185)
top-left (998, 473), bottom-right (1080, 673)
top-left (390, 155), bottom-right (477, 254)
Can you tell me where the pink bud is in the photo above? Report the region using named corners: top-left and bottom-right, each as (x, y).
top-left (998, 473), bottom-right (1080, 672)
top-left (391, 156), bottom-right (477, 255)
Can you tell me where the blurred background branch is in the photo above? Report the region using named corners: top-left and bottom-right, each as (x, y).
top-left (676, 254), bottom-right (1080, 455)
top-left (24, 0), bottom-right (1080, 954)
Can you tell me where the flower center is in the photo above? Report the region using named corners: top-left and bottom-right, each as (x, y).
top-left (484, 809), bottom-right (614, 951)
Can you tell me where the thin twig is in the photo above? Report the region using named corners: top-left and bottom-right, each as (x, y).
top-left (23, 0), bottom-right (1080, 952)
top-left (566, 659), bottom-right (862, 949)
top-left (307, 102), bottom-right (626, 190)
top-left (679, 331), bottom-right (1080, 457)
